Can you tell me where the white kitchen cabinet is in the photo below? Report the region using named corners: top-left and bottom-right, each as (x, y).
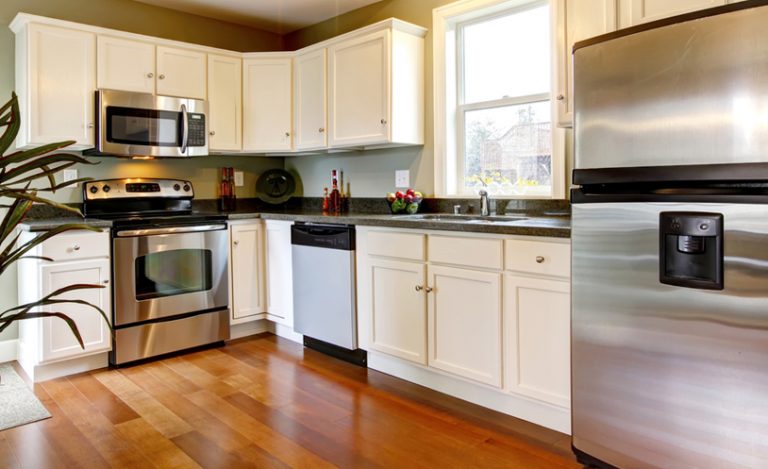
top-left (428, 265), bottom-right (502, 388)
top-left (17, 230), bottom-right (111, 382)
top-left (12, 22), bottom-right (96, 150)
top-left (327, 21), bottom-right (425, 148)
top-left (208, 54), bottom-right (242, 151)
top-left (554, 0), bottom-right (617, 127)
top-left (618, 0), bottom-right (727, 28)
top-left (243, 55), bottom-right (293, 152)
top-left (293, 48), bottom-right (327, 150)
top-left (156, 46), bottom-right (207, 99)
top-left (366, 257), bottom-right (427, 364)
top-left (265, 220), bottom-right (294, 326)
top-left (229, 221), bottom-right (266, 323)
top-left (97, 35), bottom-right (155, 94)
top-left (504, 274), bottom-right (571, 408)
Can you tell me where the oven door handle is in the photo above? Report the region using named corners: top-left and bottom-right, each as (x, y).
top-left (180, 103), bottom-right (189, 154)
top-left (116, 224), bottom-right (227, 237)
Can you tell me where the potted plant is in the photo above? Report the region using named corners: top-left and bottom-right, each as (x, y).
top-left (0, 92), bottom-right (109, 349)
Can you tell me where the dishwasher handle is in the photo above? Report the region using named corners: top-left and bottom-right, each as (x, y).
top-left (291, 223), bottom-right (355, 251)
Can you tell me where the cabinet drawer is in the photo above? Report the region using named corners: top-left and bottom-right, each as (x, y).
top-left (41, 231), bottom-right (109, 261)
top-left (367, 230), bottom-right (425, 261)
top-left (505, 239), bottom-right (570, 278)
top-left (429, 235), bottom-right (503, 270)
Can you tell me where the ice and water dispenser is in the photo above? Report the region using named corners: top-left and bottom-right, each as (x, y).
top-left (659, 212), bottom-right (724, 290)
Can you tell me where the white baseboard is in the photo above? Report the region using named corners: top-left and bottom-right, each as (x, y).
top-left (18, 350), bottom-right (109, 383)
top-left (269, 322), bottom-right (303, 344)
top-left (368, 351), bottom-right (571, 435)
top-left (229, 319), bottom-right (270, 340)
top-left (0, 339), bottom-right (18, 363)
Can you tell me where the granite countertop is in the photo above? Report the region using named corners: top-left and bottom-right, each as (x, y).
top-left (21, 209), bottom-right (570, 238)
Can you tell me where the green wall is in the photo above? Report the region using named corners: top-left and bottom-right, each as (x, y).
top-left (0, 0), bottom-right (287, 342)
top-left (284, 0), bottom-right (453, 198)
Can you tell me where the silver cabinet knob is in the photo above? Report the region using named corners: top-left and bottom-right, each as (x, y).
top-left (318, 127), bottom-right (325, 133)
top-left (73, 245), bottom-right (81, 251)
top-left (209, 130), bottom-right (216, 136)
top-left (158, 74), bottom-right (165, 80)
top-left (285, 132), bottom-right (290, 137)
top-left (147, 72), bottom-right (154, 78)
top-left (380, 119), bottom-right (387, 125)
top-left (233, 240), bottom-right (239, 246)
top-left (556, 94), bottom-right (565, 101)
top-left (535, 256), bottom-right (545, 263)
top-left (415, 285), bottom-right (423, 292)
top-left (102, 279), bottom-right (109, 284)
top-left (425, 286), bottom-right (433, 293)
top-left (87, 123), bottom-right (94, 128)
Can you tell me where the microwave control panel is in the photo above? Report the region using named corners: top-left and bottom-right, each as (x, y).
top-left (187, 114), bottom-right (206, 147)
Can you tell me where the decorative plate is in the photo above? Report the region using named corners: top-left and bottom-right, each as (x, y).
top-left (255, 169), bottom-right (296, 204)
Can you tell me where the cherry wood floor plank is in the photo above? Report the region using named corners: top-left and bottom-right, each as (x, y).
top-left (5, 420), bottom-right (70, 469)
top-left (67, 373), bottom-right (140, 425)
top-left (0, 433), bottom-right (21, 469)
top-left (171, 431), bottom-right (280, 469)
top-left (39, 378), bottom-right (154, 468)
top-left (93, 370), bottom-right (193, 439)
top-left (113, 417), bottom-right (201, 469)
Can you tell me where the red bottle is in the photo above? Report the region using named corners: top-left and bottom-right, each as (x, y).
top-left (322, 187), bottom-right (330, 213)
top-left (329, 170), bottom-right (341, 214)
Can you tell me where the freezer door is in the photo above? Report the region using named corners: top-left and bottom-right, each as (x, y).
top-left (574, 4), bottom-right (768, 171)
top-left (572, 202), bottom-right (768, 468)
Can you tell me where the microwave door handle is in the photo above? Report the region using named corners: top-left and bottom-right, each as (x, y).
top-left (180, 103), bottom-right (189, 154)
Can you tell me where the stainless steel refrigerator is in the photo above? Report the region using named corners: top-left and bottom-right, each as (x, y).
top-left (571, 2), bottom-right (768, 468)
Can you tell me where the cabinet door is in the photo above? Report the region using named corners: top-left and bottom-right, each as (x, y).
top-left (243, 57), bottom-right (293, 151)
top-left (156, 46), bottom-right (207, 99)
top-left (504, 274), bottom-right (570, 408)
top-left (618, 0), bottom-right (726, 27)
top-left (25, 24), bottom-right (96, 148)
top-left (328, 29), bottom-right (390, 147)
top-left (428, 265), bottom-right (502, 387)
top-left (40, 259), bottom-right (111, 363)
top-left (265, 221), bottom-right (293, 326)
top-left (294, 48), bottom-right (327, 150)
top-left (367, 258), bottom-right (427, 364)
top-left (230, 222), bottom-right (265, 323)
top-left (554, 0), bottom-right (617, 127)
top-left (97, 36), bottom-right (155, 94)
top-left (208, 54), bottom-right (242, 151)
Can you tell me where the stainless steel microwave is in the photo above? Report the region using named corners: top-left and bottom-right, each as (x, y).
top-left (92, 89), bottom-right (209, 158)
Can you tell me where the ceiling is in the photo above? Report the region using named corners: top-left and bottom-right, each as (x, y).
top-left (133, 0), bottom-right (384, 34)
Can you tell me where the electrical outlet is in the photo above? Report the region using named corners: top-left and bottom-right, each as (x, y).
top-left (234, 171), bottom-right (244, 187)
top-left (395, 170), bottom-right (410, 188)
top-left (62, 169), bottom-right (78, 183)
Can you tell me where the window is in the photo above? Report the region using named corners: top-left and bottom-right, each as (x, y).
top-left (434, 0), bottom-right (564, 198)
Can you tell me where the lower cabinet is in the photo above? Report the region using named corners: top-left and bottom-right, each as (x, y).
top-left (367, 257), bottom-right (427, 364)
top-left (265, 220), bottom-right (294, 326)
top-left (229, 221), bottom-right (266, 323)
top-left (17, 230), bottom-right (112, 382)
top-left (504, 274), bottom-right (571, 408)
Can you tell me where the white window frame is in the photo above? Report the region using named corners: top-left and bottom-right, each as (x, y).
top-left (433, 0), bottom-right (566, 199)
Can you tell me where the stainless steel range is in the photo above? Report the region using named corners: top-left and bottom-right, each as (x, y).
top-left (83, 178), bottom-right (229, 365)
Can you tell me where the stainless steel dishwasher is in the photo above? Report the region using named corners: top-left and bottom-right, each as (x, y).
top-left (291, 223), bottom-right (366, 366)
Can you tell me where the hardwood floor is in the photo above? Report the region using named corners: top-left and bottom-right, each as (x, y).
top-left (2, 334), bottom-right (581, 468)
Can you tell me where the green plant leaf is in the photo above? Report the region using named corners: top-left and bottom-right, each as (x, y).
top-left (1, 141), bottom-right (79, 168)
top-left (0, 197), bottom-right (32, 243)
top-left (0, 190), bottom-right (83, 216)
top-left (0, 92), bottom-right (21, 157)
top-left (1, 153), bottom-right (94, 185)
top-left (0, 312), bottom-right (84, 348)
top-left (0, 224), bottom-right (101, 275)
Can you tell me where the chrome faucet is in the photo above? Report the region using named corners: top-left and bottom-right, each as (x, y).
top-left (479, 189), bottom-right (494, 216)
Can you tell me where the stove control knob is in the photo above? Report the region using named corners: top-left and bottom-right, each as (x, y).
top-left (173, 183), bottom-right (181, 191)
top-left (89, 186), bottom-right (98, 194)
top-left (183, 184), bottom-right (191, 192)
top-left (102, 185), bottom-right (111, 193)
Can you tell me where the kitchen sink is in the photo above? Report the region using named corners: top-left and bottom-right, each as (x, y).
top-left (403, 214), bottom-right (528, 224)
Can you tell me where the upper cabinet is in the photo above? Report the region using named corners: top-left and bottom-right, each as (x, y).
top-left (618, 0), bottom-right (729, 27)
top-left (13, 23), bottom-right (96, 150)
top-left (243, 54), bottom-right (293, 152)
top-left (97, 36), bottom-right (155, 94)
top-left (327, 21), bottom-right (426, 149)
top-left (155, 46), bottom-right (206, 99)
top-left (208, 54), bottom-right (242, 151)
top-left (553, 0), bottom-right (617, 127)
top-left (293, 48), bottom-right (327, 151)
top-left (97, 38), bottom-right (206, 99)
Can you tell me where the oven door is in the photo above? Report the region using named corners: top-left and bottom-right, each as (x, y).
top-left (113, 224), bottom-right (228, 326)
top-left (96, 89), bottom-right (208, 157)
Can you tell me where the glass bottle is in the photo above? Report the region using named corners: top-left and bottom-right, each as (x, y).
top-left (330, 169), bottom-right (341, 214)
top-left (322, 187), bottom-right (329, 213)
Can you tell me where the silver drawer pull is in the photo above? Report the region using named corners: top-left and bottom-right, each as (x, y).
top-left (319, 127), bottom-right (325, 133)
top-left (556, 94), bottom-right (565, 101)
top-left (147, 72), bottom-right (154, 78)
top-left (425, 286), bottom-right (433, 293)
top-left (233, 240), bottom-right (239, 246)
top-left (158, 74), bottom-right (166, 80)
top-left (73, 245), bottom-right (81, 251)
top-left (415, 285), bottom-right (423, 292)
top-left (102, 279), bottom-right (109, 284)
top-left (535, 256), bottom-right (545, 264)
top-left (116, 224), bottom-right (227, 237)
